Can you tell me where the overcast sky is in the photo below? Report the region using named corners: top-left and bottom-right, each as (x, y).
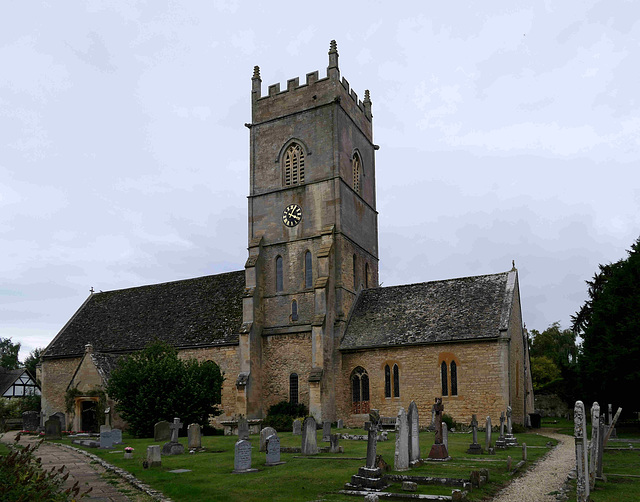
top-left (2, 1), bottom-right (638, 362)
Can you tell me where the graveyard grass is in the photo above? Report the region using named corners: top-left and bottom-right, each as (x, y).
top-left (56, 428), bottom-right (557, 501)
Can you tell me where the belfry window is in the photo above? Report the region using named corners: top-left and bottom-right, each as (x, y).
top-left (351, 366), bottom-right (370, 414)
top-left (276, 256), bottom-right (283, 292)
top-left (352, 153), bottom-right (361, 194)
top-left (291, 299), bottom-right (298, 321)
top-left (284, 143), bottom-right (305, 186)
top-left (441, 361), bottom-right (448, 396)
top-left (290, 373), bottom-right (299, 404)
top-left (305, 251), bottom-right (313, 288)
top-left (450, 361), bottom-right (458, 396)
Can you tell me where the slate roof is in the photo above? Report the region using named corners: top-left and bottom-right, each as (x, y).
top-left (340, 270), bottom-right (517, 351)
top-left (90, 353), bottom-right (123, 383)
top-left (44, 271), bottom-right (245, 358)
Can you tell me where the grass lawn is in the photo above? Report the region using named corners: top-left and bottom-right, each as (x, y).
top-left (53, 428), bottom-right (557, 501)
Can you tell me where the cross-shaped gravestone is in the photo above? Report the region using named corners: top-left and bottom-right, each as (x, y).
top-left (499, 411), bottom-right (505, 436)
top-left (467, 414), bottom-right (483, 454)
top-left (427, 398), bottom-right (449, 459)
top-left (170, 417), bottom-right (183, 442)
top-left (104, 407), bottom-right (111, 428)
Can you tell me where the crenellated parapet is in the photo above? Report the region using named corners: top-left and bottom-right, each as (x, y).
top-left (250, 41), bottom-right (372, 139)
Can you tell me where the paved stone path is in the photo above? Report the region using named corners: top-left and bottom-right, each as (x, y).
top-left (490, 432), bottom-right (575, 502)
top-left (1, 431), bottom-right (145, 501)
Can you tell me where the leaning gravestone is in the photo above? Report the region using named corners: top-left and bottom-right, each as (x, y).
top-left (259, 426), bottom-right (277, 452)
top-left (233, 439), bottom-right (258, 473)
top-left (188, 423), bottom-right (202, 449)
top-left (22, 411), bottom-right (39, 431)
top-left (265, 434), bottom-right (285, 466)
top-left (100, 429), bottom-right (114, 449)
top-left (301, 416), bottom-right (318, 455)
top-left (394, 407), bottom-right (410, 471)
top-left (147, 445), bottom-right (161, 467)
top-left (44, 417), bottom-right (62, 439)
top-left (111, 428), bottom-right (123, 445)
top-left (574, 400), bottom-right (590, 502)
top-left (322, 421), bottom-right (331, 441)
top-left (154, 420), bottom-right (171, 441)
top-left (407, 400), bottom-right (420, 465)
top-left (237, 416), bottom-right (250, 440)
top-left (292, 419), bottom-right (302, 435)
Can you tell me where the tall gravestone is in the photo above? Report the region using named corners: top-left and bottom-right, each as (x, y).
top-left (485, 416), bottom-right (492, 451)
top-left (260, 427), bottom-right (277, 452)
top-left (442, 422), bottom-right (448, 453)
top-left (233, 439), bottom-right (258, 473)
top-left (467, 414), bottom-right (483, 454)
top-left (44, 417), bottom-right (61, 439)
top-left (407, 401), bottom-right (420, 465)
top-left (147, 445), bottom-right (161, 467)
top-left (495, 411), bottom-right (507, 449)
top-left (596, 417), bottom-right (605, 480)
top-left (188, 423), bottom-right (202, 449)
top-left (237, 416), bottom-right (250, 440)
top-left (427, 398), bottom-right (449, 459)
top-left (574, 400), bottom-right (590, 502)
top-left (504, 406), bottom-right (519, 446)
top-left (292, 419), bottom-right (302, 435)
top-left (345, 409), bottom-right (387, 490)
top-left (322, 421), bottom-right (331, 441)
top-left (589, 402), bottom-right (600, 490)
top-left (608, 403), bottom-right (617, 439)
top-left (301, 417), bottom-right (318, 455)
top-left (154, 420), bottom-right (170, 441)
top-left (394, 407), bottom-right (409, 471)
top-left (265, 434), bottom-right (285, 466)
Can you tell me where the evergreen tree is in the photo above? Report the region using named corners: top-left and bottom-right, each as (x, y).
top-left (0, 338), bottom-right (20, 370)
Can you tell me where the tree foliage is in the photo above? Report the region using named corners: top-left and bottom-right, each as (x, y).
top-left (106, 341), bottom-right (224, 437)
top-left (0, 338), bottom-right (20, 370)
top-left (23, 347), bottom-right (44, 381)
top-left (572, 237), bottom-right (640, 413)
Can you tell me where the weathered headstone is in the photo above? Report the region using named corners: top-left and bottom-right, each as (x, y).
top-left (345, 409), bottom-right (387, 490)
top-left (504, 406), bottom-right (519, 447)
top-left (22, 410), bottom-right (39, 431)
top-left (485, 416), bottom-right (492, 450)
top-left (467, 414), bottom-right (483, 454)
top-left (188, 423), bottom-right (202, 449)
top-left (100, 424), bottom-right (111, 434)
top-left (147, 445), bottom-right (161, 467)
top-left (394, 407), bottom-right (409, 471)
top-left (322, 421), bottom-right (331, 441)
top-left (52, 412), bottom-right (66, 431)
top-left (329, 433), bottom-right (341, 453)
top-left (292, 419), bottom-right (302, 435)
top-left (604, 407), bottom-right (622, 446)
top-left (442, 421), bottom-right (449, 452)
top-left (522, 443), bottom-right (527, 461)
top-left (507, 455), bottom-right (512, 471)
top-left (407, 400), bottom-right (420, 465)
top-left (259, 426), bottom-right (277, 452)
top-left (170, 417), bottom-right (183, 442)
top-left (265, 434), bottom-right (285, 466)
top-left (154, 420), bottom-right (170, 441)
top-left (427, 398), bottom-right (449, 459)
top-left (596, 417), bottom-right (605, 480)
top-left (301, 416), bottom-right (318, 455)
top-left (111, 428), bottom-right (123, 445)
top-left (589, 402), bottom-right (600, 490)
top-left (575, 400), bottom-right (590, 502)
top-left (104, 407), bottom-right (111, 429)
top-left (100, 429), bottom-right (114, 449)
top-left (44, 417), bottom-right (61, 439)
top-left (233, 439), bottom-right (257, 473)
top-left (162, 417), bottom-right (185, 455)
top-left (237, 415), bottom-right (250, 440)
top-left (336, 419), bottom-right (343, 429)
top-left (608, 403), bottom-right (617, 438)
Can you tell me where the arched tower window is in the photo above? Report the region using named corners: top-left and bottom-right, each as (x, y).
top-left (305, 251), bottom-right (313, 289)
top-left (291, 299), bottom-right (298, 322)
top-left (441, 361), bottom-right (448, 396)
top-left (284, 143), bottom-right (305, 186)
top-left (351, 366), bottom-right (370, 414)
top-left (289, 373), bottom-right (299, 404)
top-left (352, 152), bottom-right (361, 194)
top-left (276, 256), bottom-right (283, 292)
top-left (384, 364), bottom-right (391, 398)
top-left (393, 364), bottom-right (400, 397)
top-left (450, 361), bottom-right (457, 396)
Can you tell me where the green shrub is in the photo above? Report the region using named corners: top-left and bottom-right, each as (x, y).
top-left (512, 423), bottom-right (527, 433)
top-left (442, 413), bottom-right (454, 430)
top-left (262, 401), bottom-right (308, 432)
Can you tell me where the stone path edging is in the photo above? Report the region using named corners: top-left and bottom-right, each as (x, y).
top-left (52, 443), bottom-right (174, 502)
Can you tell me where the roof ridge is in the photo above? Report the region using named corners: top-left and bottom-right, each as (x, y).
top-left (373, 270), bottom-right (510, 293)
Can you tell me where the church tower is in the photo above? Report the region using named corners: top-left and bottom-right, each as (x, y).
top-left (238, 41), bottom-right (379, 422)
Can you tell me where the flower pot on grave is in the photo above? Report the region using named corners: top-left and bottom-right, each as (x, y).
top-left (124, 452), bottom-right (133, 459)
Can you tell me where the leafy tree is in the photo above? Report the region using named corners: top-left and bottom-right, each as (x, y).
top-left (0, 338), bottom-right (20, 370)
top-left (106, 341), bottom-right (224, 437)
top-left (530, 356), bottom-right (561, 391)
top-left (23, 347), bottom-right (44, 381)
top-left (572, 237), bottom-right (640, 413)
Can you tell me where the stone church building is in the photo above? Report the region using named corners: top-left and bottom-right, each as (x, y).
top-left (40, 42), bottom-right (534, 432)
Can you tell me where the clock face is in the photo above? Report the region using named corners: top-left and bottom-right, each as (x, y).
top-left (282, 203), bottom-right (302, 227)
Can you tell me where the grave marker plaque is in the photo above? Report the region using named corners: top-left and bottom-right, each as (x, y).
top-left (265, 434), bottom-right (284, 466)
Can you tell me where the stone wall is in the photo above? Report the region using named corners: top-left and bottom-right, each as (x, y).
top-left (40, 356), bottom-right (82, 427)
top-left (506, 277), bottom-right (528, 424)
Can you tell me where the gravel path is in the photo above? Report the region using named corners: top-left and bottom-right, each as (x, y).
top-left (490, 432), bottom-right (574, 502)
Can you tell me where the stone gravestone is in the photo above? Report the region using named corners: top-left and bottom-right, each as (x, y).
top-left (301, 416), bottom-right (318, 455)
top-left (237, 415), bottom-right (250, 440)
top-left (442, 422), bottom-right (448, 452)
top-left (467, 414), bottom-right (483, 454)
top-left (154, 420), bottom-right (170, 441)
top-left (574, 401), bottom-right (590, 502)
top-left (589, 402), bottom-right (600, 490)
top-left (329, 433), bottom-right (341, 453)
top-left (162, 417), bottom-right (185, 455)
top-left (104, 407), bottom-right (112, 428)
top-left (188, 423), bottom-right (202, 449)
top-left (292, 419), bottom-right (302, 435)
top-left (44, 417), bottom-right (62, 439)
top-left (596, 417), bottom-right (605, 480)
top-left (604, 407), bottom-right (622, 445)
top-left (495, 411), bottom-right (507, 449)
top-left (265, 434), bottom-right (285, 466)
top-left (22, 410), bottom-right (39, 431)
top-left (147, 445), bottom-right (161, 467)
top-left (485, 416), bottom-right (492, 451)
top-left (322, 421), bottom-right (331, 442)
top-left (608, 403), bottom-right (617, 439)
top-left (427, 398), bottom-right (449, 459)
top-left (233, 439), bottom-right (257, 473)
top-left (504, 406), bottom-right (519, 447)
top-left (52, 412), bottom-right (66, 431)
top-left (407, 400), bottom-right (420, 465)
top-left (345, 409), bottom-right (387, 490)
top-left (259, 426), bottom-right (277, 452)
top-left (394, 407), bottom-right (409, 471)
top-left (100, 429), bottom-right (114, 449)
top-left (111, 428), bottom-right (123, 445)
top-left (336, 419), bottom-right (343, 429)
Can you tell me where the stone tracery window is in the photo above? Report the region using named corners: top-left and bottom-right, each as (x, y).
top-left (351, 366), bottom-right (370, 414)
top-left (450, 361), bottom-right (458, 396)
top-left (284, 143), bottom-right (305, 186)
top-left (441, 361), bottom-right (448, 396)
top-left (393, 364), bottom-right (400, 398)
top-left (384, 364), bottom-right (391, 398)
